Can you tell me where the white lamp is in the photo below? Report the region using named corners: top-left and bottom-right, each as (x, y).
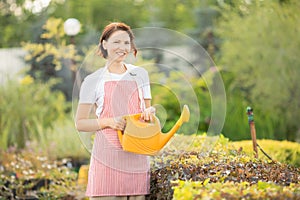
top-left (64, 18), bottom-right (81, 36)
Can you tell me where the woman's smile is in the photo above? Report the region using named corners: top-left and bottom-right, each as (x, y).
top-left (103, 30), bottom-right (131, 62)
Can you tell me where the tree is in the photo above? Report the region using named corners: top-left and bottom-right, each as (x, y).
top-left (217, 0), bottom-right (300, 141)
top-left (142, 0), bottom-right (200, 30)
top-left (0, 0), bottom-right (57, 47)
top-left (50, 0), bottom-right (149, 32)
top-left (22, 17), bottom-right (81, 100)
top-left (0, 0), bottom-right (30, 47)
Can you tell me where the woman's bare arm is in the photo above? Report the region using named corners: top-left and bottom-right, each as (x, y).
top-left (141, 99), bottom-right (155, 121)
top-left (75, 104), bottom-right (125, 132)
top-left (144, 99), bottom-right (151, 108)
top-left (75, 104), bottom-right (101, 132)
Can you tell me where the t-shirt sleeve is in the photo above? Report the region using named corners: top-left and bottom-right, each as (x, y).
top-left (79, 77), bottom-right (96, 104)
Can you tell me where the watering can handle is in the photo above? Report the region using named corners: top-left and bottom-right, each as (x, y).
top-left (118, 113), bottom-right (158, 134)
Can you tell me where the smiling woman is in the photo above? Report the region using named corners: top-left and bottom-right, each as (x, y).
top-left (102, 31), bottom-right (131, 67)
top-left (75, 22), bottom-right (154, 200)
top-left (97, 22), bottom-right (137, 60)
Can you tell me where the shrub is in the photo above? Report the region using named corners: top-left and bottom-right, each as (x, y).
top-left (173, 180), bottom-right (300, 200)
top-left (0, 149), bottom-right (86, 199)
top-left (29, 117), bottom-right (90, 168)
top-left (147, 135), bottom-right (300, 199)
top-left (232, 139), bottom-right (300, 167)
top-left (217, 0), bottom-right (300, 141)
top-left (0, 76), bottom-right (68, 149)
top-left (4, 134), bottom-right (298, 199)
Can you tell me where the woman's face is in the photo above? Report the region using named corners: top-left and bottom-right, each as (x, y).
top-left (103, 30), bottom-right (131, 62)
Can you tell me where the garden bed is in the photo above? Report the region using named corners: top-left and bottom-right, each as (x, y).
top-left (0, 135), bottom-right (299, 200)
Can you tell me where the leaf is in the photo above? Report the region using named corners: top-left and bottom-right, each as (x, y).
top-left (203, 178), bottom-right (210, 186)
top-left (257, 181), bottom-right (271, 190)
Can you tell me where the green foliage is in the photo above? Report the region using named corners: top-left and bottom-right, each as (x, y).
top-left (51, 0), bottom-right (149, 33)
top-left (0, 149), bottom-right (85, 199)
top-left (173, 180), bottom-right (300, 200)
top-left (223, 93), bottom-right (249, 140)
top-left (147, 134), bottom-right (300, 199)
top-left (30, 117), bottom-right (90, 161)
top-left (217, 0), bottom-right (300, 140)
top-left (22, 17), bottom-right (81, 81)
top-left (232, 139), bottom-right (300, 167)
top-left (0, 0), bottom-right (219, 48)
top-left (144, 0), bottom-right (200, 31)
top-left (221, 71), bottom-right (282, 141)
top-left (0, 0), bottom-right (42, 47)
top-left (1, 134), bottom-right (299, 199)
top-left (191, 72), bottom-right (215, 133)
top-left (141, 60), bottom-right (209, 134)
top-left (0, 76), bottom-right (68, 149)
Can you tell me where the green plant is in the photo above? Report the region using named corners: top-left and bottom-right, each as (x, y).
top-left (0, 149), bottom-right (86, 199)
top-left (173, 180), bottom-right (300, 200)
top-left (21, 17), bottom-right (83, 101)
top-left (22, 17), bottom-right (81, 81)
top-left (0, 76), bottom-right (68, 149)
top-left (232, 139), bottom-right (300, 167)
top-left (141, 61), bottom-right (209, 135)
top-left (217, 0), bottom-right (300, 141)
top-left (30, 117), bottom-right (90, 162)
top-left (48, 134), bottom-right (300, 200)
top-left (146, 134), bottom-right (300, 200)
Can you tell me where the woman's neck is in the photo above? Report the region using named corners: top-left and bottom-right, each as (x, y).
top-left (107, 61), bottom-right (126, 74)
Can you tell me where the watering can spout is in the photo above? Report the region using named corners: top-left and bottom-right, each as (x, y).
top-left (117, 105), bottom-right (190, 155)
top-left (159, 105), bottom-right (190, 148)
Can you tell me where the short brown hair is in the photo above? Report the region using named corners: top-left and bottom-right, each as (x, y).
top-left (98, 22), bottom-right (137, 58)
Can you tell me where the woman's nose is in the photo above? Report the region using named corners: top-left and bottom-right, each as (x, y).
top-left (118, 43), bottom-right (130, 51)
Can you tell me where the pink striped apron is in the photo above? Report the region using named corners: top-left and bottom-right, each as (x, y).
top-left (86, 80), bottom-right (150, 197)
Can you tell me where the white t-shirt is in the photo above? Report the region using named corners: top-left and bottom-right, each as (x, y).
top-left (79, 63), bottom-right (151, 117)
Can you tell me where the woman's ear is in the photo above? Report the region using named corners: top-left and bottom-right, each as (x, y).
top-left (102, 40), bottom-right (107, 50)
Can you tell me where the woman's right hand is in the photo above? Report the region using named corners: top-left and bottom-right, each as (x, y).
top-left (108, 117), bottom-right (126, 131)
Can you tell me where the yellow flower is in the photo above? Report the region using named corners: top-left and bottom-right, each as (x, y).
top-left (20, 75), bottom-right (34, 85)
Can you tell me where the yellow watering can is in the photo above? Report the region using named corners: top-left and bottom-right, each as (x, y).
top-left (117, 105), bottom-right (190, 155)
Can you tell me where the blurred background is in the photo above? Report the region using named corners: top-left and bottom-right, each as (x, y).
top-left (1, 0), bottom-right (300, 160)
top-left (1, 0), bottom-right (300, 199)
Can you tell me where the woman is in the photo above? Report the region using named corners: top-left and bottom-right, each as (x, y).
top-left (75, 22), bottom-right (154, 200)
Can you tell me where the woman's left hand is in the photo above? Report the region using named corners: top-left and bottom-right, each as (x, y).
top-left (141, 106), bottom-right (156, 122)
